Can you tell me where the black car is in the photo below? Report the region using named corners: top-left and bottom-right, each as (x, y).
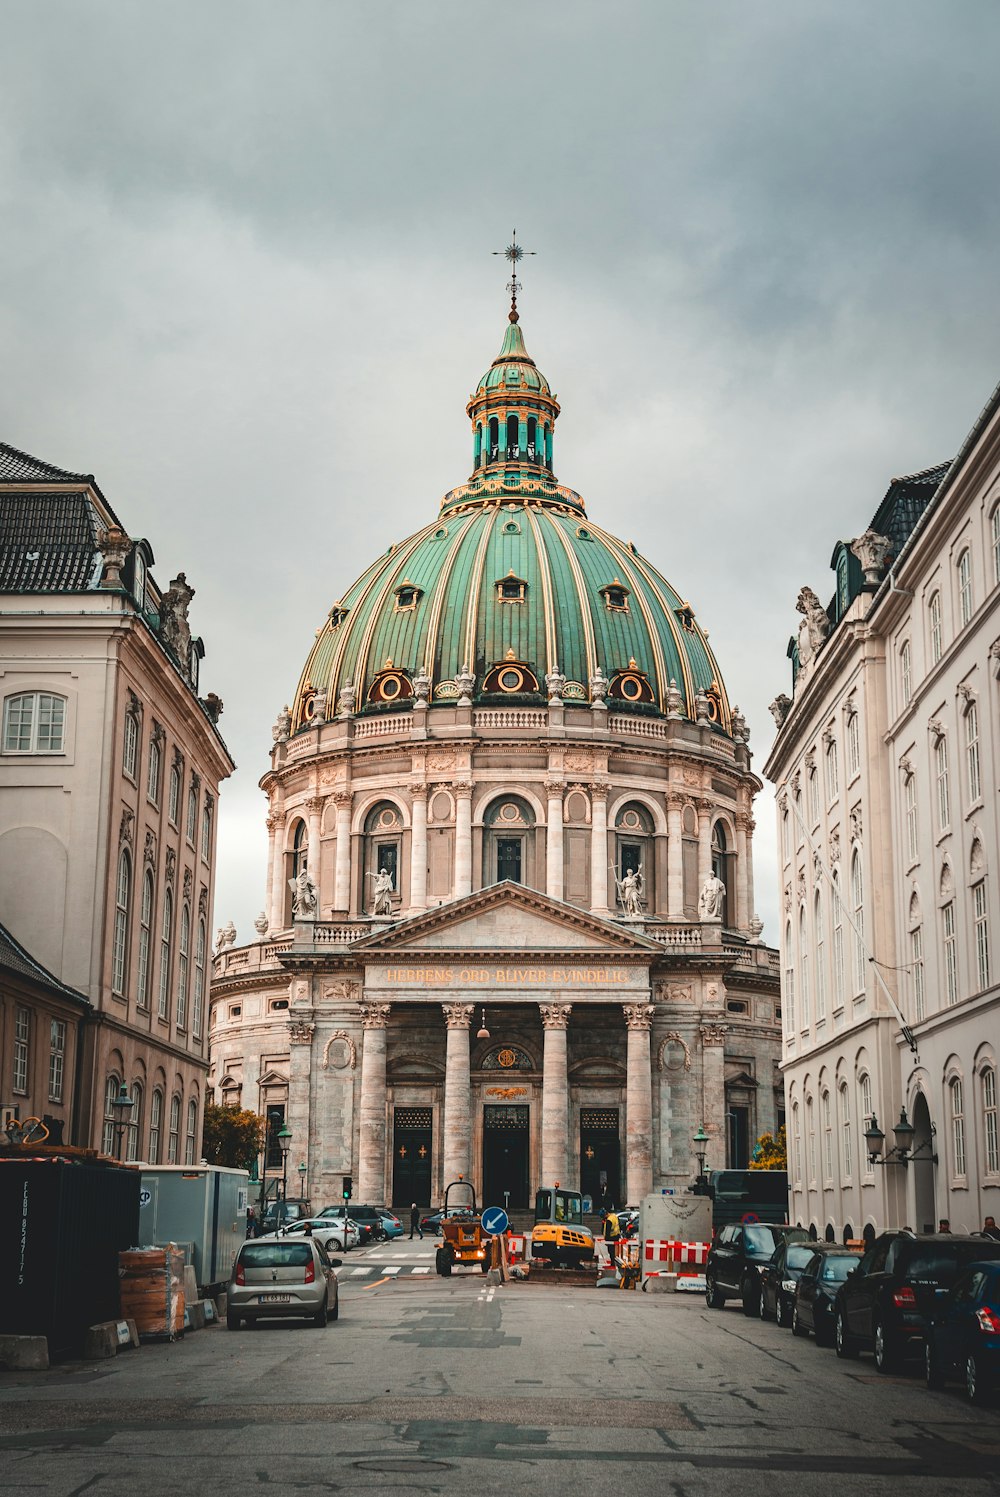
top-left (835, 1232), bottom-right (1000, 1372)
top-left (317, 1204), bottom-right (382, 1243)
top-left (759, 1238), bottom-right (832, 1329)
top-left (791, 1247), bottom-right (862, 1345)
top-left (925, 1259), bottom-right (1000, 1404)
top-left (706, 1222), bottom-right (809, 1315)
top-left (420, 1207), bottom-right (476, 1237)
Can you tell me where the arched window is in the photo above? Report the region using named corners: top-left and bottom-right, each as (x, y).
top-left (147, 732), bottom-right (161, 805)
top-left (127, 1081), bottom-right (144, 1163)
top-left (506, 413), bottom-right (519, 460)
top-left (711, 822), bottom-right (731, 924)
top-left (973, 878), bottom-right (989, 991)
top-left (102, 1073), bottom-right (120, 1156)
top-left (982, 1066), bottom-right (999, 1176)
top-left (186, 782), bottom-right (199, 842)
top-left (904, 772), bottom-right (918, 863)
top-left (825, 738), bottom-right (839, 801)
top-left (474, 422), bottom-right (483, 469)
top-left (112, 849), bottom-right (132, 996)
top-left (958, 549), bottom-right (973, 626)
top-left (900, 640), bottom-right (912, 707)
top-left (176, 904), bottom-right (190, 1028)
top-left (929, 591), bottom-right (942, 664)
top-left (616, 803), bottom-right (654, 910)
top-left (831, 870), bottom-right (845, 1009)
top-left (859, 1072), bottom-right (873, 1178)
top-left (484, 796), bottom-right (536, 889)
top-left (158, 887), bottom-right (173, 1020)
top-left (149, 1087), bottom-right (163, 1165)
top-left (362, 803), bottom-right (401, 908)
top-left (942, 898), bottom-right (958, 1005)
top-left (168, 762), bottom-right (181, 825)
top-left (846, 712), bottom-right (860, 780)
top-left (3, 691), bottom-right (66, 753)
top-left (935, 733), bottom-right (950, 829)
top-left (851, 851), bottom-right (865, 996)
top-left (950, 1076), bottom-right (966, 1178)
top-left (799, 906), bottom-right (810, 1029)
top-left (822, 1089), bottom-right (833, 1182)
top-left (488, 416), bottom-right (499, 461)
top-left (839, 1083), bottom-right (851, 1181)
top-left (791, 1100), bottom-right (801, 1185)
top-left (814, 890), bottom-right (826, 1021)
top-left (807, 768), bottom-right (819, 825)
top-left (201, 799), bottom-right (213, 860)
top-left (168, 1093), bottom-right (181, 1163)
top-left (993, 506), bottom-right (1000, 586)
top-left (965, 699), bottom-right (981, 805)
top-left (123, 709), bottom-right (139, 780)
top-left (781, 807), bottom-right (790, 861)
top-left (783, 920), bottom-right (795, 1032)
top-left (909, 894), bottom-right (925, 1022)
top-left (137, 870), bottom-right (154, 1010)
top-left (193, 918), bottom-right (206, 1038)
top-left (526, 415), bottom-right (537, 461)
top-left (185, 1097), bottom-right (198, 1165)
top-left (806, 1097), bottom-right (816, 1183)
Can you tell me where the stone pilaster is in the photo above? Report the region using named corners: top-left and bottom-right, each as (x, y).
top-left (266, 811), bottom-right (286, 930)
top-left (442, 1002), bottom-right (475, 1184)
top-left (666, 794), bottom-right (684, 918)
top-left (545, 780), bottom-right (564, 902)
top-left (332, 791), bottom-right (352, 913)
top-left (735, 811), bottom-right (751, 932)
top-left (623, 1002), bottom-right (655, 1201)
top-left (589, 781), bottom-right (610, 916)
top-left (700, 1022), bottom-right (729, 1171)
top-left (410, 787), bottom-right (428, 911)
top-left (357, 1002), bottom-right (391, 1203)
top-left (539, 1002), bottom-right (572, 1184)
top-left (454, 782), bottom-right (473, 898)
top-left (697, 798), bottom-right (714, 887)
top-left (305, 796), bottom-right (323, 881)
top-left (287, 1019), bottom-right (315, 1197)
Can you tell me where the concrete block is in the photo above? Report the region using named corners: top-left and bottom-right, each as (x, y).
top-left (0, 1335), bottom-right (49, 1371)
top-left (124, 1319), bottom-right (140, 1348)
top-left (183, 1265), bottom-right (198, 1305)
top-left (486, 1269), bottom-right (501, 1286)
top-left (642, 1274), bottom-right (677, 1294)
top-left (83, 1322), bottom-right (120, 1360)
top-left (215, 1292), bottom-right (228, 1316)
top-left (200, 1299), bottom-right (217, 1324)
top-left (186, 1301), bottom-right (206, 1331)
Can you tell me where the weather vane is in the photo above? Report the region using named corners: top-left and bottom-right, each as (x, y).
top-left (492, 230), bottom-right (535, 322)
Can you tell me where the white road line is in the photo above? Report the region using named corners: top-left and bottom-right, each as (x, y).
top-left (382, 1266), bottom-right (401, 1275)
top-left (349, 1267), bottom-right (374, 1277)
top-left (411, 1266), bottom-right (430, 1274)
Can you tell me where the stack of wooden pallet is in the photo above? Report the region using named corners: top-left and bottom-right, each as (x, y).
top-left (119, 1245), bottom-right (185, 1339)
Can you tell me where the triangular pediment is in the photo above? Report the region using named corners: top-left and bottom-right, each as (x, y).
top-left (351, 881), bottom-right (662, 956)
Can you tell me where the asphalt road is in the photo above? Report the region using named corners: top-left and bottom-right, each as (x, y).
top-left (1, 1237), bottom-right (998, 1497)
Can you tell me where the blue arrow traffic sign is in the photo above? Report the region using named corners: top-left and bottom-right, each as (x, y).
top-left (481, 1207), bottom-right (509, 1236)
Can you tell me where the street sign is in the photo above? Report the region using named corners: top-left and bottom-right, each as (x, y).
top-left (138, 1188), bottom-right (152, 1209)
top-left (741, 1211), bottom-right (760, 1224)
top-left (481, 1206), bottom-right (509, 1236)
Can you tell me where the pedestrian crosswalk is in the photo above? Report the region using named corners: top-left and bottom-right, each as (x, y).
top-left (345, 1263), bottom-right (432, 1278)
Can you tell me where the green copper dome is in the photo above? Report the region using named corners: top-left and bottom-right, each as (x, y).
top-left (291, 314), bottom-right (732, 734)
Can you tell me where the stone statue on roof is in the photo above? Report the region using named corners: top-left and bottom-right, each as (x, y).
top-left (795, 587), bottom-right (830, 671)
top-left (160, 572), bottom-right (195, 665)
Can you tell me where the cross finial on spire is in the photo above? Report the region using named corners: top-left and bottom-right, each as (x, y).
top-left (492, 230), bottom-right (535, 323)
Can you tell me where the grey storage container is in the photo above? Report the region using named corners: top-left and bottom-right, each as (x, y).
top-left (139, 1165), bottom-right (249, 1289)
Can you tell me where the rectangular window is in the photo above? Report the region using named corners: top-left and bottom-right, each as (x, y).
top-left (900, 641), bottom-right (912, 706)
top-left (930, 592), bottom-right (942, 664)
top-left (959, 551), bottom-right (972, 626)
top-left (822, 1091), bottom-right (833, 1181)
top-left (905, 775), bottom-right (918, 863)
top-left (952, 1080), bottom-right (966, 1178)
top-left (123, 712), bottom-right (138, 779)
top-left (3, 692), bottom-right (66, 754)
top-left (168, 765), bottom-right (181, 825)
top-left (147, 733), bottom-right (161, 805)
top-left (186, 785), bottom-right (198, 843)
top-left (48, 1019), bottom-right (66, 1102)
top-left (974, 881), bottom-right (989, 990)
top-left (911, 926), bottom-right (925, 1022)
top-left (201, 803), bottom-right (212, 861)
top-left (966, 703), bottom-right (981, 804)
top-left (860, 1074), bottom-right (874, 1178)
top-left (847, 714), bottom-right (860, 779)
top-left (942, 901), bottom-right (958, 1005)
top-left (993, 507), bottom-right (1000, 586)
top-left (984, 1068), bottom-right (999, 1176)
top-left (807, 771), bottom-right (819, 825)
top-left (935, 737), bottom-right (950, 829)
top-left (840, 1088), bottom-right (852, 1181)
top-left (825, 741), bottom-right (839, 801)
top-left (13, 1006), bottom-right (29, 1094)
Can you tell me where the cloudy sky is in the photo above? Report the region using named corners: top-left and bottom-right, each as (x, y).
top-left (4, 1), bottom-right (1000, 943)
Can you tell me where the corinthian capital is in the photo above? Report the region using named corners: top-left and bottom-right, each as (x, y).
top-left (699, 1022), bottom-right (729, 1045)
top-left (360, 1002), bottom-right (391, 1030)
top-left (289, 1021), bottom-right (315, 1044)
top-left (442, 1002), bottom-right (475, 1030)
top-left (622, 1002), bottom-right (655, 1031)
top-left (539, 1002), bottom-right (572, 1030)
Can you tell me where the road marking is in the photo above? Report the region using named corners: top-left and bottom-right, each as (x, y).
top-left (382, 1266), bottom-right (400, 1275)
top-left (411, 1266), bottom-right (430, 1274)
top-left (362, 1277), bottom-right (390, 1289)
top-left (349, 1267), bottom-right (374, 1277)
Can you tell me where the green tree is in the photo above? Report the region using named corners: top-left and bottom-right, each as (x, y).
top-left (749, 1124), bottom-right (787, 1171)
top-left (202, 1103), bottom-right (263, 1169)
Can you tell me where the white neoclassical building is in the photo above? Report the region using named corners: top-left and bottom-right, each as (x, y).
top-left (766, 377), bottom-right (1000, 1241)
top-left (209, 287), bottom-right (783, 1212)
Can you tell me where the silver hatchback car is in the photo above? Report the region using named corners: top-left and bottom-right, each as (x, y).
top-left (227, 1235), bottom-right (340, 1329)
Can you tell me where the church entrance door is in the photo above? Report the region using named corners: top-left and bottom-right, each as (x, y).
top-left (391, 1107), bottom-right (433, 1207)
top-left (580, 1108), bottom-right (621, 1210)
top-left (482, 1104), bottom-right (529, 1210)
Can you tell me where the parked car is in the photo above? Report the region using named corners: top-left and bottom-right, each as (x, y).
top-left (279, 1217), bottom-right (359, 1253)
top-left (706, 1222), bottom-right (809, 1315)
top-left (317, 1204), bottom-right (383, 1242)
top-left (260, 1198), bottom-right (312, 1234)
top-left (227, 1235), bottom-right (340, 1329)
top-left (835, 1232), bottom-right (1000, 1372)
top-left (377, 1210), bottom-right (404, 1239)
top-left (420, 1207), bottom-right (476, 1237)
top-left (759, 1238), bottom-right (829, 1328)
top-left (791, 1247), bottom-right (862, 1345)
top-left (925, 1260), bottom-right (1000, 1404)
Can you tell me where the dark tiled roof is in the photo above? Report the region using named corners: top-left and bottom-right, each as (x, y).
top-left (0, 491), bottom-right (103, 592)
top-left (870, 461), bottom-right (950, 557)
top-left (0, 919), bottom-right (91, 1009)
top-left (0, 443), bottom-right (93, 485)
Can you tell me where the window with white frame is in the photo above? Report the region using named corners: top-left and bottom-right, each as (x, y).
top-left (48, 1019), bottom-right (66, 1103)
top-left (193, 918), bottom-right (206, 1038)
top-left (825, 739), bottom-right (839, 801)
top-left (815, 890), bottom-right (827, 1020)
top-left (158, 887), bottom-right (173, 1020)
top-left (168, 1094), bottom-right (181, 1163)
top-left (905, 773), bottom-right (918, 863)
top-left (900, 640), bottom-right (912, 706)
top-left (929, 591), bottom-right (942, 664)
top-left (983, 1066), bottom-right (999, 1176)
top-left (126, 1081), bottom-right (143, 1163)
top-left (973, 880), bottom-right (990, 991)
top-left (822, 1090), bottom-right (833, 1182)
top-left (201, 800), bottom-right (212, 861)
top-left (185, 1097), bottom-right (198, 1165)
top-left (186, 783), bottom-right (198, 843)
top-left (965, 700), bottom-right (981, 804)
top-left (807, 769), bottom-right (819, 825)
top-left (832, 871), bottom-right (845, 1008)
top-left (806, 1098), bottom-right (816, 1183)
top-left (783, 921), bottom-right (795, 1031)
top-left (851, 851), bottom-right (865, 996)
top-left (137, 870), bottom-right (153, 1009)
top-left (935, 734), bottom-right (950, 829)
top-left (176, 903), bottom-right (190, 1029)
top-left (993, 506), bottom-right (1000, 586)
top-left (799, 907), bottom-right (810, 1029)
top-left (942, 900), bottom-right (958, 1004)
top-left (3, 691), bottom-right (66, 754)
top-left (168, 763), bottom-right (181, 826)
top-left (839, 1083), bottom-right (852, 1180)
top-left (112, 849), bottom-right (131, 997)
top-left (781, 807), bottom-right (790, 862)
top-left (859, 1073), bottom-right (874, 1177)
top-left (13, 1006), bottom-right (29, 1094)
top-left (102, 1073), bottom-right (120, 1156)
top-left (847, 713), bottom-right (861, 780)
top-left (791, 1101), bottom-right (802, 1185)
top-left (149, 1088), bottom-right (163, 1164)
top-left (950, 1076), bottom-right (967, 1178)
top-left (123, 710), bottom-right (139, 780)
top-left (147, 733), bottom-right (161, 805)
top-left (911, 924), bottom-right (925, 1022)
top-left (958, 549), bottom-right (973, 626)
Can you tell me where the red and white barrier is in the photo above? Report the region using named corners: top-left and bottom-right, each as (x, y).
top-left (643, 1239), bottom-right (709, 1266)
top-left (506, 1234), bottom-right (526, 1264)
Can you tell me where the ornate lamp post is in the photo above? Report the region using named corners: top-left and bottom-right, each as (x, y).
top-left (692, 1123), bottom-right (710, 1186)
top-left (110, 1084), bottom-right (135, 1160)
top-left (297, 1160), bottom-right (308, 1201)
top-left (278, 1124), bottom-right (292, 1204)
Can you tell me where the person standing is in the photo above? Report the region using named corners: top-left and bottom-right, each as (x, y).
top-left (981, 1215), bottom-right (1000, 1240)
top-left (409, 1202), bottom-right (423, 1240)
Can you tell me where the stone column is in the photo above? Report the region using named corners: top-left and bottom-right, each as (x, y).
top-left (357, 1002), bottom-right (391, 1203)
top-left (305, 796), bottom-right (323, 880)
top-left (623, 1002), bottom-right (655, 1201)
top-left (589, 781), bottom-right (610, 916)
top-left (545, 780), bottom-right (564, 901)
top-left (697, 798), bottom-right (714, 886)
top-left (454, 782), bottom-right (473, 898)
top-left (410, 787), bottom-right (428, 911)
top-left (267, 811), bottom-right (286, 930)
top-left (442, 1003), bottom-right (475, 1185)
top-left (700, 1022), bottom-right (729, 1171)
top-left (539, 1002), bottom-right (572, 1184)
top-left (287, 1019), bottom-right (315, 1193)
top-left (666, 794), bottom-right (684, 918)
top-left (332, 791), bottom-right (352, 914)
top-left (735, 812), bottom-right (750, 932)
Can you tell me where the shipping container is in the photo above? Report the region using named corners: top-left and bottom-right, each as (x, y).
top-left (139, 1165), bottom-right (249, 1289)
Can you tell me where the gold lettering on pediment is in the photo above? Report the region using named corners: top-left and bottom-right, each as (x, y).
top-left (380, 964), bottom-right (632, 987)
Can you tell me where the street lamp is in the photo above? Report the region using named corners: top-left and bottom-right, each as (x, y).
top-left (110, 1083), bottom-right (135, 1160)
top-left (692, 1123), bottom-right (710, 1185)
top-left (865, 1109), bottom-right (937, 1168)
top-left (297, 1160), bottom-right (307, 1201)
top-left (277, 1124), bottom-right (292, 1203)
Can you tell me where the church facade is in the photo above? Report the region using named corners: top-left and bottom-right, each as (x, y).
top-left (209, 284), bottom-right (782, 1210)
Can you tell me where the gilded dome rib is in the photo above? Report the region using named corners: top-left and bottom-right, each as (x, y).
top-left (541, 512), bottom-right (598, 684)
top-left (348, 523), bottom-right (443, 697)
top-left (462, 509), bottom-right (495, 673)
top-left (421, 511), bottom-right (481, 679)
top-left (522, 505), bottom-right (557, 669)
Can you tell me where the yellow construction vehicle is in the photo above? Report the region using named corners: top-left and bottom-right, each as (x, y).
top-left (435, 1178), bottom-right (490, 1276)
top-left (530, 1184), bottom-right (596, 1268)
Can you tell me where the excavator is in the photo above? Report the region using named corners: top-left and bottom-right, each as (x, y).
top-left (529, 1183), bottom-right (596, 1268)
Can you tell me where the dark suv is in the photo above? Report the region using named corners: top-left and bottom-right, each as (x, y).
top-left (318, 1203), bottom-right (384, 1242)
top-left (706, 1222), bottom-right (809, 1315)
top-left (835, 1231), bottom-right (1000, 1372)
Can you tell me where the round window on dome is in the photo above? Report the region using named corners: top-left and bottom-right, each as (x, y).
top-left (620, 675), bottom-right (643, 701)
top-left (499, 668), bottom-right (524, 692)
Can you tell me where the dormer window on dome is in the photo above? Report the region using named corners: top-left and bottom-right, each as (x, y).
top-left (496, 571), bottom-right (527, 604)
top-left (393, 581), bottom-right (423, 612)
top-left (329, 604), bottom-right (349, 628)
top-left (609, 661), bottom-right (655, 704)
top-left (600, 579), bottom-right (630, 613)
top-left (483, 653), bottom-right (540, 695)
top-left (675, 603), bottom-right (696, 632)
top-left (368, 662), bottom-right (413, 704)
